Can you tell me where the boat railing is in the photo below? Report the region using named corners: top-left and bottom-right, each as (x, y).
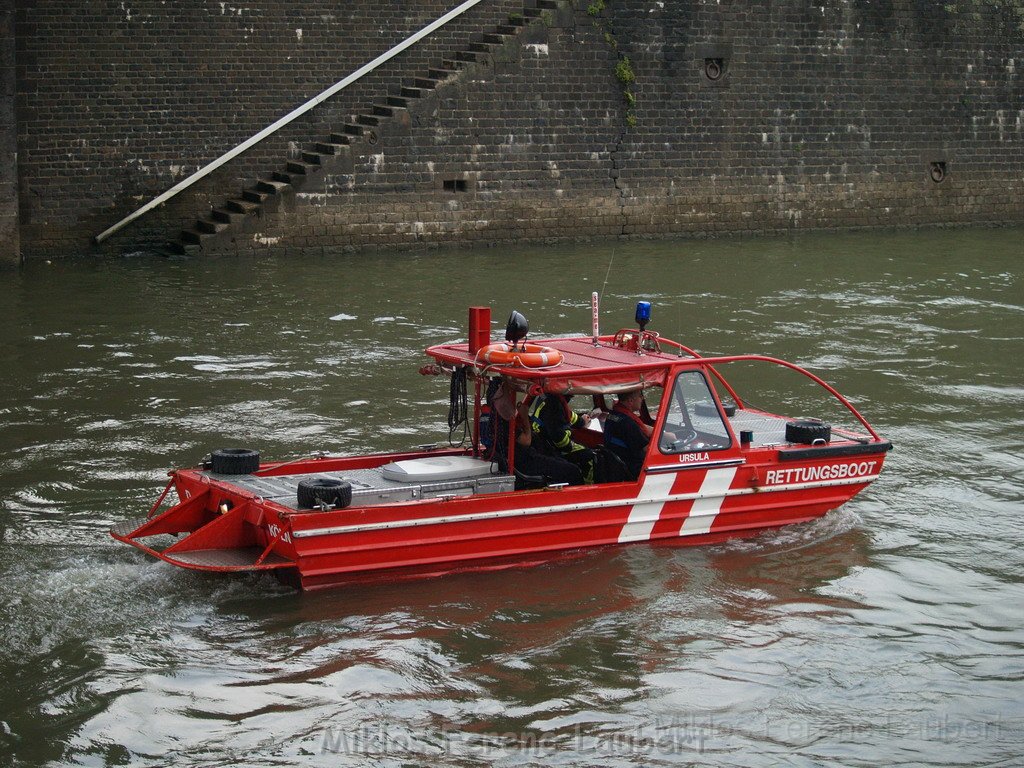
top-left (93, 0), bottom-right (487, 245)
top-left (685, 354), bottom-right (883, 441)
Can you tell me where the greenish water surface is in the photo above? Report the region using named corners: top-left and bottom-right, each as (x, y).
top-left (0, 228), bottom-right (1021, 766)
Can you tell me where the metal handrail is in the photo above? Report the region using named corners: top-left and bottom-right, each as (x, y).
top-left (94, 0), bottom-right (487, 245)
top-left (677, 354), bottom-right (883, 441)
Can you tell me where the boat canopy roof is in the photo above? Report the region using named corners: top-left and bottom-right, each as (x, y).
top-left (425, 335), bottom-right (695, 394)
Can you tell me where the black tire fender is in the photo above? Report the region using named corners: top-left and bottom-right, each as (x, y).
top-left (785, 419), bottom-right (832, 444)
top-left (210, 448), bottom-right (260, 475)
top-left (695, 402), bottom-right (737, 418)
top-left (297, 478), bottom-right (353, 510)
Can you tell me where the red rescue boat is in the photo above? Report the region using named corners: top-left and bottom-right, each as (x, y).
top-left (111, 301), bottom-right (891, 591)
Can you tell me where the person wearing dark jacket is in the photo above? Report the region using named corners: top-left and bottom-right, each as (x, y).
top-left (603, 389), bottom-right (653, 480)
top-left (487, 380), bottom-right (584, 487)
top-left (528, 392), bottom-right (596, 484)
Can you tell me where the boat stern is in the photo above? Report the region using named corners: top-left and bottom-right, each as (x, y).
top-left (111, 473), bottom-right (297, 574)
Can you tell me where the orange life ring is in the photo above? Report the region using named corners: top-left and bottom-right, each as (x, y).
top-left (478, 342), bottom-right (563, 368)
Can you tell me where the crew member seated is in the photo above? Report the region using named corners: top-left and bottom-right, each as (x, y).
top-left (487, 380), bottom-right (584, 487)
top-left (528, 392), bottom-right (596, 484)
top-left (603, 389), bottom-right (653, 480)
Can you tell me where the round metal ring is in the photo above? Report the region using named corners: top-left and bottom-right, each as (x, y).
top-left (704, 59), bottom-right (723, 81)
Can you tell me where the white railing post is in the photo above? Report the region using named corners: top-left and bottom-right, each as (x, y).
top-left (94, 0), bottom-right (487, 245)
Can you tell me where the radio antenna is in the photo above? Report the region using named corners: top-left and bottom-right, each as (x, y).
top-left (593, 249), bottom-right (615, 346)
top-left (600, 249), bottom-right (615, 299)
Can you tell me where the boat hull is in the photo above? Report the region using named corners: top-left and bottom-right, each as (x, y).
top-left (112, 447), bottom-right (886, 591)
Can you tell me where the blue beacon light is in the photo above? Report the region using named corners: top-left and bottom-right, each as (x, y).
top-left (635, 301), bottom-right (652, 333)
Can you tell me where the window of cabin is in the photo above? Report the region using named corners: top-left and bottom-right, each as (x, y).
top-left (658, 370), bottom-right (732, 453)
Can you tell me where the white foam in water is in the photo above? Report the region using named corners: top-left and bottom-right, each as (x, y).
top-left (329, 313), bottom-right (357, 321)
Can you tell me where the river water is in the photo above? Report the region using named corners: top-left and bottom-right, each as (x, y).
top-left (0, 228), bottom-right (1021, 767)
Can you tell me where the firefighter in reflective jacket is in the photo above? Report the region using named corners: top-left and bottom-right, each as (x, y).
top-left (528, 392), bottom-right (596, 484)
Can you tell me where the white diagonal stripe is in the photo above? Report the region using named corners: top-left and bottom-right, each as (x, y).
top-left (618, 472), bottom-right (677, 543)
top-left (679, 467), bottom-right (737, 536)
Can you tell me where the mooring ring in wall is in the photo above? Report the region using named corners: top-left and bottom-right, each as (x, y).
top-left (704, 58), bottom-right (724, 82)
top-left (930, 162), bottom-right (946, 183)
top-left (367, 130), bottom-right (379, 146)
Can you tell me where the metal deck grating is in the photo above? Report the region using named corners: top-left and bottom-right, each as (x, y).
top-left (110, 516), bottom-right (150, 538)
top-left (207, 465), bottom-right (514, 511)
top-left (727, 410), bottom-right (793, 447)
top-left (166, 547), bottom-right (292, 568)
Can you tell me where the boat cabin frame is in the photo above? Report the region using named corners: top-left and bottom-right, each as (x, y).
top-left (426, 329), bottom-right (883, 480)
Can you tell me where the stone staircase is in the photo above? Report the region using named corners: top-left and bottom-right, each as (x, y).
top-left (164, 0), bottom-right (562, 256)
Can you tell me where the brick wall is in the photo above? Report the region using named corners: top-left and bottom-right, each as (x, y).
top-left (13, 0), bottom-right (525, 257)
top-left (1, 0), bottom-right (17, 265)
top-left (11, 0), bottom-right (1024, 259)
top-left (608, 0), bottom-right (1024, 235)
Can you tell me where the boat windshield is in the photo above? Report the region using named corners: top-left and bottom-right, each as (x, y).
top-left (659, 370), bottom-right (732, 454)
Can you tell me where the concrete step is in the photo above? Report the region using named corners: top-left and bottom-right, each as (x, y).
top-left (212, 208), bottom-right (246, 224)
top-left (454, 50), bottom-right (480, 62)
top-left (480, 33), bottom-right (505, 44)
top-left (400, 86), bottom-right (425, 99)
top-left (536, 0), bottom-right (559, 8)
top-left (300, 151), bottom-right (323, 165)
top-left (195, 217), bottom-right (229, 235)
top-left (412, 77), bottom-right (439, 90)
top-left (467, 42), bottom-right (491, 53)
top-left (319, 140), bottom-right (352, 153)
top-left (225, 198), bottom-right (261, 214)
top-left (242, 189), bottom-right (267, 204)
top-left (386, 95), bottom-right (411, 108)
top-left (342, 123), bottom-right (365, 136)
top-left (372, 104), bottom-right (397, 117)
top-left (495, 24), bottom-right (519, 35)
top-left (255, 178), bottom-right (290, 194)
top-left (286, 160), bottom-right (314, 175)
top-left (524, 7), bottom-right (544, 18)
top-left (355, 114), bottom-right (382, 126)
top-left (272, 170), bottom-right (298, 185)
top-left (180, 228), bottom-right (209, 245)
top-left (427, 67), bottom-right (457, 81)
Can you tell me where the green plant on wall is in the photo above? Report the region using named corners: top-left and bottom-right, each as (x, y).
top-left (587, 1), bottom-right (638, 128)
top-left (615, 56), bottom-right (635, 85)
top-left (616, 56), bottom-right (637, 126)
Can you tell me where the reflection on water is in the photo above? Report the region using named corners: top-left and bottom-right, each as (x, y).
top-left (0, 228), bottom-right (1022, 766)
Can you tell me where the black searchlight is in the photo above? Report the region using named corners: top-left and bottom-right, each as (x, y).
top-left (505, 310), bottom-right (529, 348)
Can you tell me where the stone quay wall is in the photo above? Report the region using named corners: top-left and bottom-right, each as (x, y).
top-left (2, 1), bottom-right (17, 265)
top-left (8, 0), bottom-right (1024, 261)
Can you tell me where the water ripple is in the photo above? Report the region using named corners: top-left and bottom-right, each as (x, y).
top-left (1, 230), bottom-right (1022, 766)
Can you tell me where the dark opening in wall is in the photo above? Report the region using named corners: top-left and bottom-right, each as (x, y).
top-left (930, 162), bottom-right (947, 183)
top-left (704, 58), bottom-right (725, 81)
top-left (444, 179), bottom-right (468, 192)
top-left (697, 43), bottom-right (731, 88)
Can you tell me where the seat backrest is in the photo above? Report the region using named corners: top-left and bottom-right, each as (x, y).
top-left (593, 446), bottom-right (632, 483)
